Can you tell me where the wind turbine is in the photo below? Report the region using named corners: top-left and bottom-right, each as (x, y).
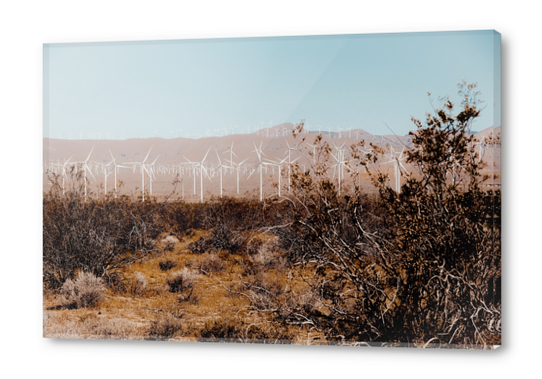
top-left (184, 148), bottom-right (211, 203)
top-left (223, 141), bottom-right (238, 175)
top-left (107, 150), bottom-right (129, 198)
top-left (76, 147), bottom-right (96, 202)
top-left (264, 156), bottom-right (290, 197)
top-left (227, 157), bottom-right (249, 195)
top-left (124, 147), bottom-right (153, 201)
top-left (102, 161), bottom-right (113, 195)
top-left (330, 143), bottom-right (350, 196)
top-left (215, 150), bottom-right (231, 198)
top-left (248, 142), bottom-right (271, 201)
top-left (144, 155), bottom-right (160, 196)
top-left (384, 146), bottom-right (407, 193)
top-left (285, 140), bottom-right (301, 192)
top-left (59, 156), bottom-right (73, 195)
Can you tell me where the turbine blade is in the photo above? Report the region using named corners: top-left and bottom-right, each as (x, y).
top-left (143, 146), bottom-right (153, 163)
top-left (85, 164), bottom-right (96, 181)
top-left (202, 147), bottom-right (211, 163)
top-left (85, 147), bottom-right (94, 163)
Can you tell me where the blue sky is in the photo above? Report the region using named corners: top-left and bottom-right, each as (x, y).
top-left (44, 30), bottom-right (500, 139)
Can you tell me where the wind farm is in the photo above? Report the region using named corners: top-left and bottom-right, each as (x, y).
top-left (43, 123), bottom-right (501, 202)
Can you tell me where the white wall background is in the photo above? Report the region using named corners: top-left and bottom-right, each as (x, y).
top-left (0, 1), bottom-right (537, 378)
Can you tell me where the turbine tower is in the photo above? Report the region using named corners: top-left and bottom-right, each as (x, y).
top-left (184, 148), bottom-right (211, 203)
top-left (264, 156), bottom-right (290, 197)
top-left (75, 147), bottom-right (96, 202)
top-left (215, 150), bottom-right (231, 198)
top-left (331, 143), bottom-right (348, 196)
top-left (223, 141), bottom-right (238, 175)
top-left (108, 150), bottom-right (129, 198)
top-left (227, 156), bottom-right (249, 195)
top-left (248, 142), bottom-right (270, 201)
top-left (60, 156), bottom-right (73, 195)
top-left (285, 140), bottom-right (300, 192)
top-left (144, 155), bottom-right (160, 196)
top-left (384, 146), bottom-right (407, 193)
top-left (124, 147), bottom-right (153, 201)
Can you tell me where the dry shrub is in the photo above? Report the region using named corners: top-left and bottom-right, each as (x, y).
top-left (250, 236), bottom-right (288, 271)
top-left (44, 173), bottom-right (286, 288)
top-left (43, 170), bottom-right (160, 289)
top-left (160, 235), bottom-right (178, 252)
top-left (245, 323), bottom-right (295, 344)
top-left (79, 314), bottom-right (137, 339)
top-left (198, 317), bottom-right (294, 344)
top-left (260, 91), bottom-right (501, 347)
top-left (196, 253), bottom-right (226, 274)
top-left (44, 312), bottom-right (140, 340)
top-left (207, 224), bottom-right (245, 254)
top-left (163, 241), bottom-right (176, 252)
top-left (185, 228), bottom-right (197, 238)
top-left (131, 272), bottom-right (147, 296)
top-left (167, 268), bottom-right (199, 293)
top-left (177, 288), bottom-right (200, 305)
top-left (187, 237), bottom-right (208, 254)
top-left (159, 259), bottom-right (178, 272)
top-left (58, 272), bottom-right (106, 309)
top-left (146, 313), bottom-right (184, 339)
top-left (198, 317), bottom-right (242, 341)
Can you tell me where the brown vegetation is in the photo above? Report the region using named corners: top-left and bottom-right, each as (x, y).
top-left (43, 82), bottom-right (500, 348)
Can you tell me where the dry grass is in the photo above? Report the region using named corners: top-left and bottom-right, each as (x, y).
top-left (167, 268), bottom-right (199, 293)
top-left (57, 272), bottom-right (106, 309)
top-left (158, 259), bottom-right (178, 272)
top-left (43, 229), bottom-right (324, 344)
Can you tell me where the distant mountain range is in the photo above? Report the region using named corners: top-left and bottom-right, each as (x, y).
top-left (43, 124), bottom-right (500, 200)
top-left (44, 123), bottom-right (499, 165)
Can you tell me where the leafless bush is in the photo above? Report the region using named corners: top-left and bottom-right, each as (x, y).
top-left (198, 317), bottom-right (243, 341)
top-left (159, 259), bottom-right (178, 272)
top-left (146, 313), bottom-right (184, 339)
top-left (58, 272), bottom-right (106, 309)
top-left (176, 288), bottom-right (200, 305)
top-left (196, 253), bottom-right (226, 274)
top-left (163, 240), bottom-right (176, 252)
top-left (167, 268), bottom-right (199, 293)
top-left (198, 317), bottom-right (294, 344)
top-left (130, 272), bottom-right (147, 296)
top-left (244, 323), bottom-right (296, 344)
top-left (43, 168), bottom-right (160, 289)
top-left (187, 236), bottom-right (208, 254)
top-left (187, 227), bottom-right (245, 255)
top-left (251, 236), bottom-right (288, 271)
top-left (237, 85), bottom-right (501, 348)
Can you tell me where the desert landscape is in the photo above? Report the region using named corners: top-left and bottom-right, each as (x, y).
top-left (44, 109), bottom-right (501, 348)
top-left (43, 122), bottom-right (501, 202)
top-left (43, 30), bottom-right (501, 348)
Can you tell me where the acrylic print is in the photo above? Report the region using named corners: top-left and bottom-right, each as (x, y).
top-left (43, 30), bottom-right (501, 348)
